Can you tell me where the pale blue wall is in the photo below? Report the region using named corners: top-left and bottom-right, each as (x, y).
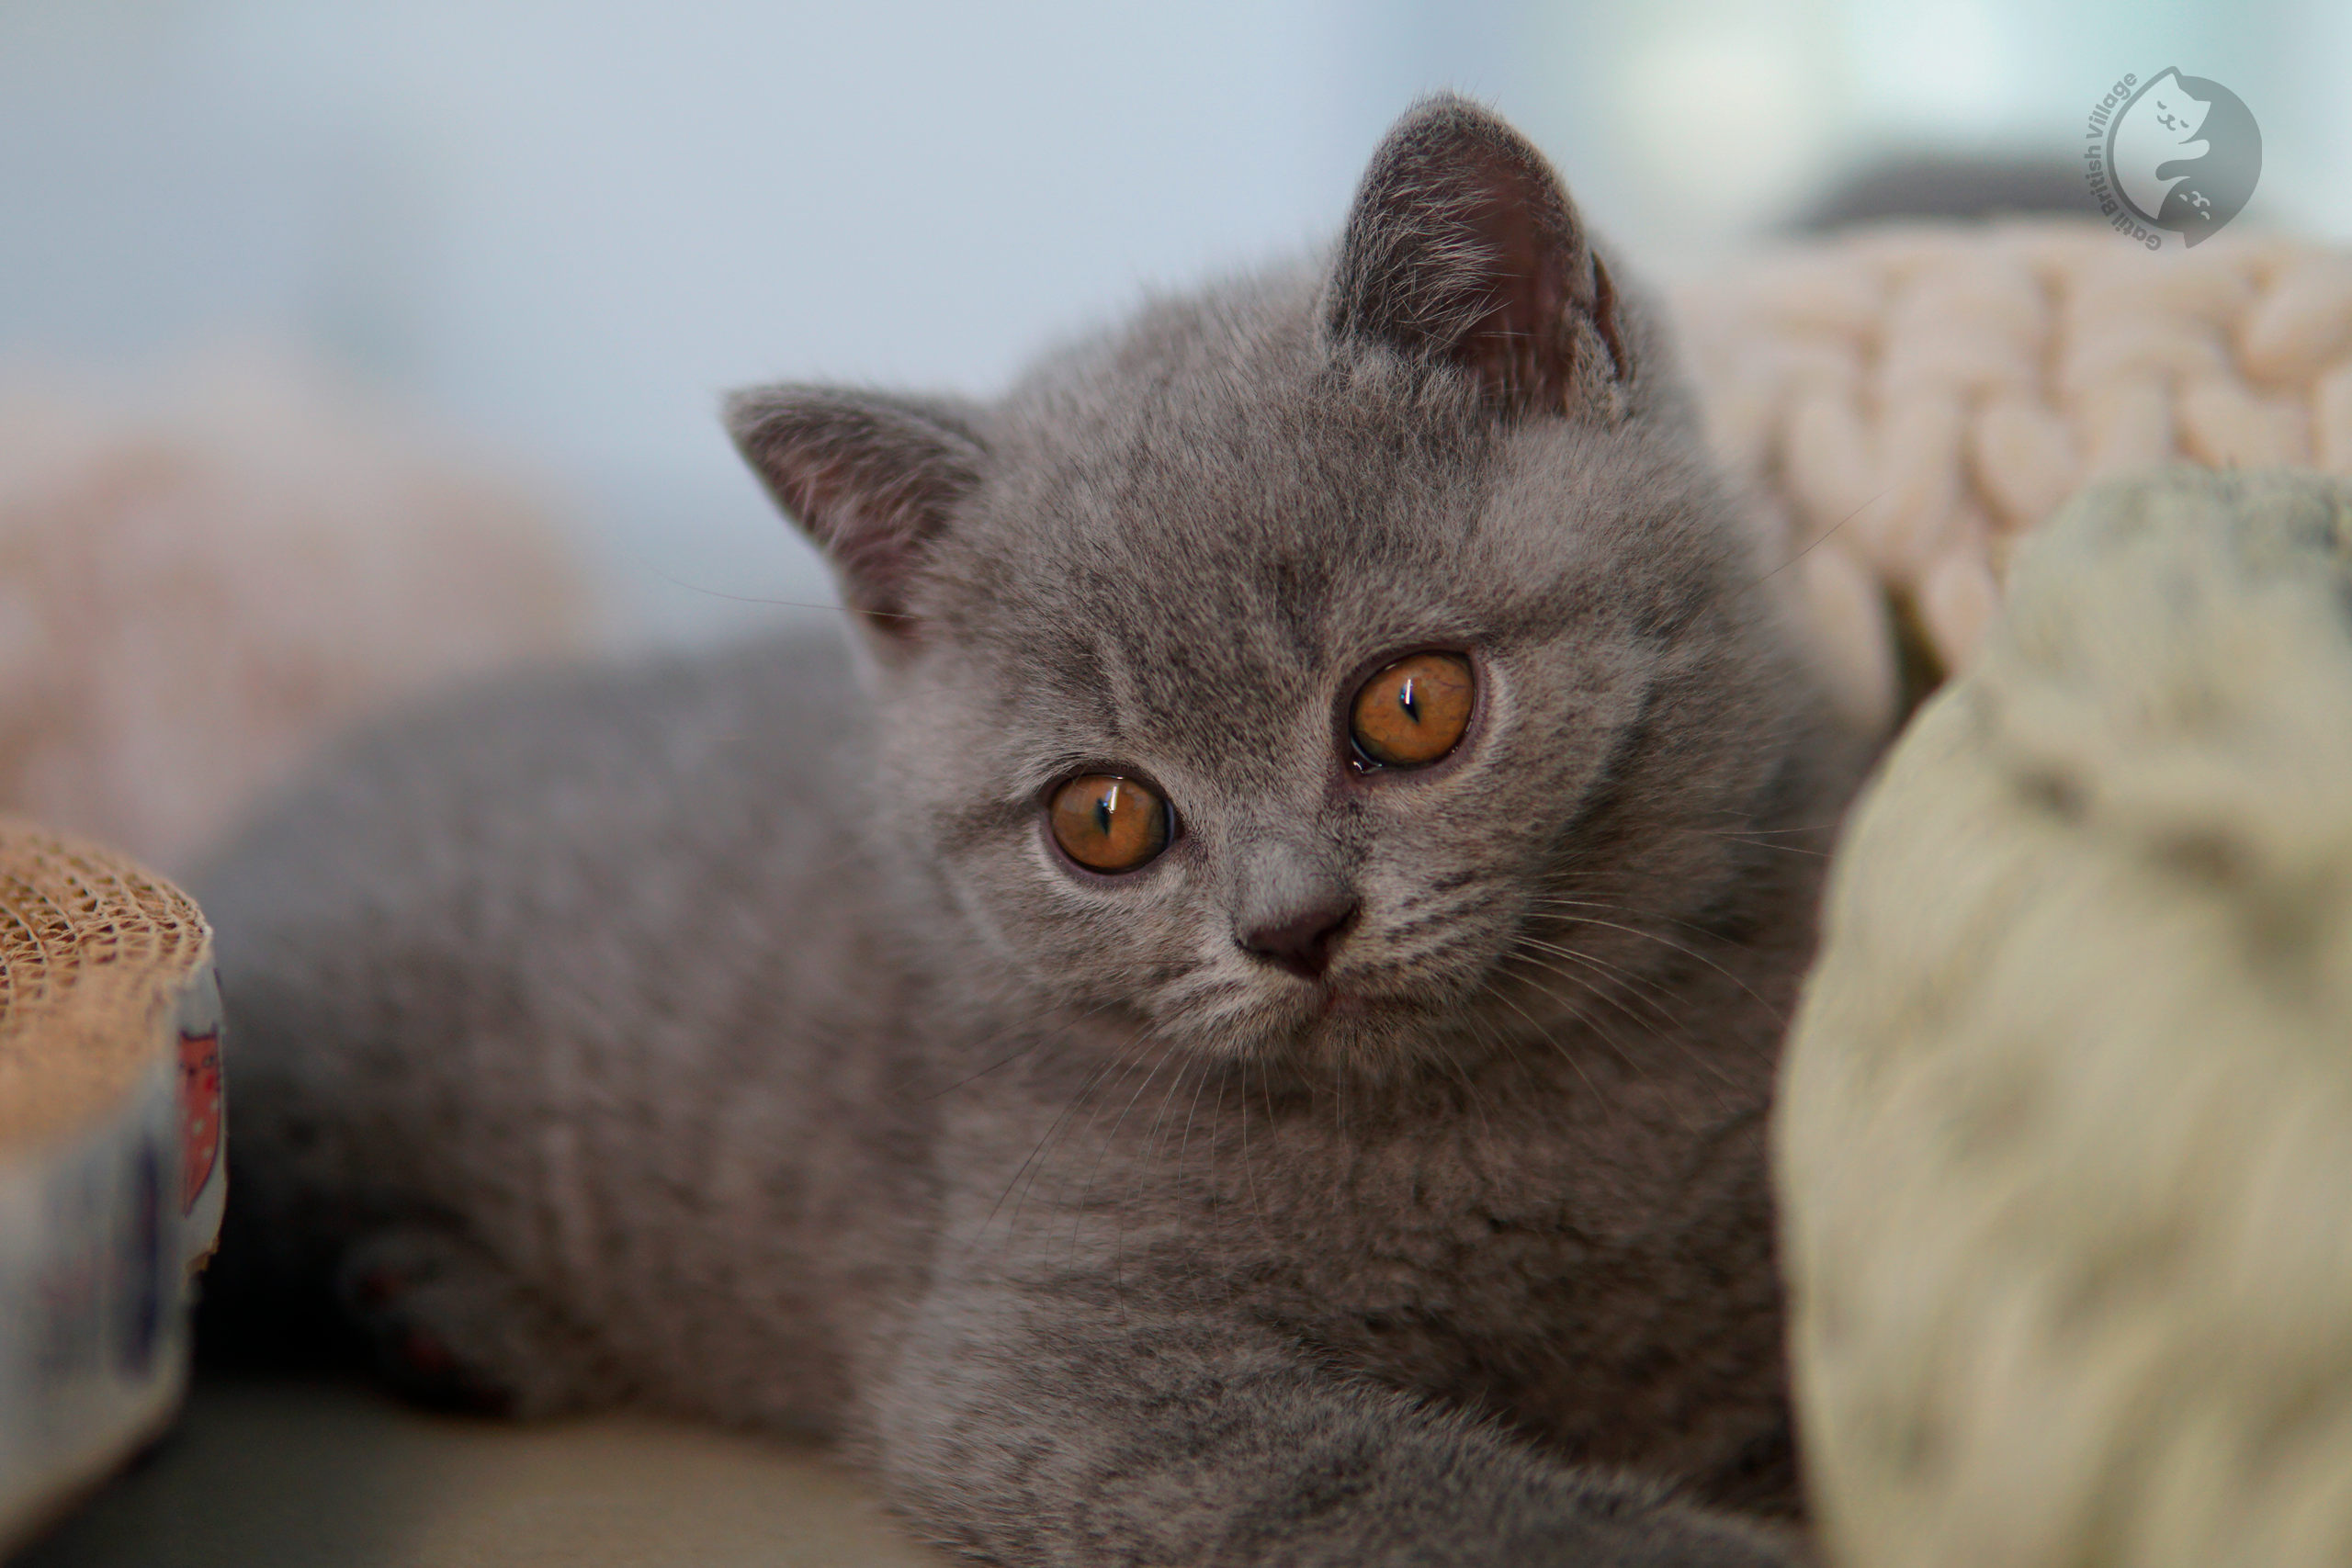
top-left (3, 0), bottom-right (2337, 642)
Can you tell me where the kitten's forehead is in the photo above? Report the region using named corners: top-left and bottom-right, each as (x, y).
top-left (922, 272), bottom-right (1730, 795)
top-left (959, 280), bottom-right (1498, 705)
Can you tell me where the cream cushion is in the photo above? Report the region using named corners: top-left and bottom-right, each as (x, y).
top-left (1778, 468), bottom-right (2352, 1568)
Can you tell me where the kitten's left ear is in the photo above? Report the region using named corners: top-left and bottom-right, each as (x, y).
top-left (1322, 95), bottom-right (1633, 420)
top-left (725, 386), bottom-right (987, 643)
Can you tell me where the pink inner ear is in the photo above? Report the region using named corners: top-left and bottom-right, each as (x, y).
top-left (1450, 153), bottom-right (1577, 413)
top-left (1324, 97), bottom-right (1631, 420)
top-left (1442, 142), bottom-right (1631, 416)
top-left (728, 389), bottom-right (987, 641)
top-left (782, 456), bottom-right (928, 630)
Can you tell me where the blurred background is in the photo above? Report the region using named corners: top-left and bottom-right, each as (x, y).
top-left (4, 0), bottom-right (2346, 648)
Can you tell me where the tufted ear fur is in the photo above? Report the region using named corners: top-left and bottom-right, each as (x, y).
top-left (724, 386), bottom-right (988, 642)
top-left (1322, 96), bottom-right (1633, 420)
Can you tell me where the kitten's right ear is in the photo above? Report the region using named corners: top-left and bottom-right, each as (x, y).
top-left (1322, 95), bottom-right (1633, 421)
top-left (724, 387), bottom-right (987, 642)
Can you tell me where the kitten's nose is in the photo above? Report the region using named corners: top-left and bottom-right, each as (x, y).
top-left (1236, 892), bottom-right (1360, 980)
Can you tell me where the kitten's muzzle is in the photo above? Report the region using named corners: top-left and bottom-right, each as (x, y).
top-left (1234, 892), bottom-right (1359, 980)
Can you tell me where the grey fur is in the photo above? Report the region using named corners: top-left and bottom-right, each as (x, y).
top-left (198, 97), bottom-right (1860, 1565)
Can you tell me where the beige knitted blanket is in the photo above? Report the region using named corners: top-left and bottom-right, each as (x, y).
top-left (1672, 222), bottom-right (2352, 734)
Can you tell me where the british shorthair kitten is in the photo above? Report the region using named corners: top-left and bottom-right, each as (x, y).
top-left (200, 97), bottom-right (1860, 1565)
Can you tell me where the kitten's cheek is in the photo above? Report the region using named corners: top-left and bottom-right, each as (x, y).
top-left (937, 863), bottom-right (1038, 974)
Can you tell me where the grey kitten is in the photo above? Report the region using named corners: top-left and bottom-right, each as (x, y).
top-left (198, 98), bottom-right (1860, 1566)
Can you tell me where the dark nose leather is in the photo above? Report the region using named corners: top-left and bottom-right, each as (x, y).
top-left (1236, 893), bottom-right (1359, 979)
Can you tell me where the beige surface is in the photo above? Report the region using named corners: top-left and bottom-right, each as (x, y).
top-left (13, 1374), bottom-right (946, 1568)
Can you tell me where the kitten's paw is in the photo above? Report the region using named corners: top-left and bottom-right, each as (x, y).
top-left (335, 1224), bottom-right (626, 1418)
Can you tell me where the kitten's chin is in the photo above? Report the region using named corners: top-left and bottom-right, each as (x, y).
top-left (1296, 998), bottom-right (1416, 1072)
top-left (1170, 978), bottom-right (1452, 1080)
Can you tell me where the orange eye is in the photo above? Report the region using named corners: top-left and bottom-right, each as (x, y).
top-left (1048, 773), bottom-right (1172, 874)
top-left (1350, 651), bottom-right (1475, 769)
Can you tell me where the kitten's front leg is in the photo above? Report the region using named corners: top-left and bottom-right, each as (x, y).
top-left (865, 1270), bottom-right (1799, 1567)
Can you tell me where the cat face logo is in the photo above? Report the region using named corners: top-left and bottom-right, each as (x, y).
top-left (2104, 69), bottom-right (2261, 248)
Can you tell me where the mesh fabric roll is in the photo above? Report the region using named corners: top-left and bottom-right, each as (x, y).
top-left (0, 820), bottom-right (222, 1551)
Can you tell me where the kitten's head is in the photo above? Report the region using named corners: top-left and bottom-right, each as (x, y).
top-left (729, 96), bottom-right (1836, 1078)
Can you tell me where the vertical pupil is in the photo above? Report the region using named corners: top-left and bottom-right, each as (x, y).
top-left (1093, 786), bottom-right (1116, 837)
top-left (1398, 677), bottom-right (1420, 723)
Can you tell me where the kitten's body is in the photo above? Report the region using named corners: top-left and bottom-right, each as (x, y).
top-left (202, 103), bottom-right (1860, 1565)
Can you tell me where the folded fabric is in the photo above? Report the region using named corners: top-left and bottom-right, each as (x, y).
top-left (1778, 468), bottom-right (2352, 1567)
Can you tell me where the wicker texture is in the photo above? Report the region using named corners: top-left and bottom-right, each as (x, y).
top-left (0, 819), bottom-right (209, 1149)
